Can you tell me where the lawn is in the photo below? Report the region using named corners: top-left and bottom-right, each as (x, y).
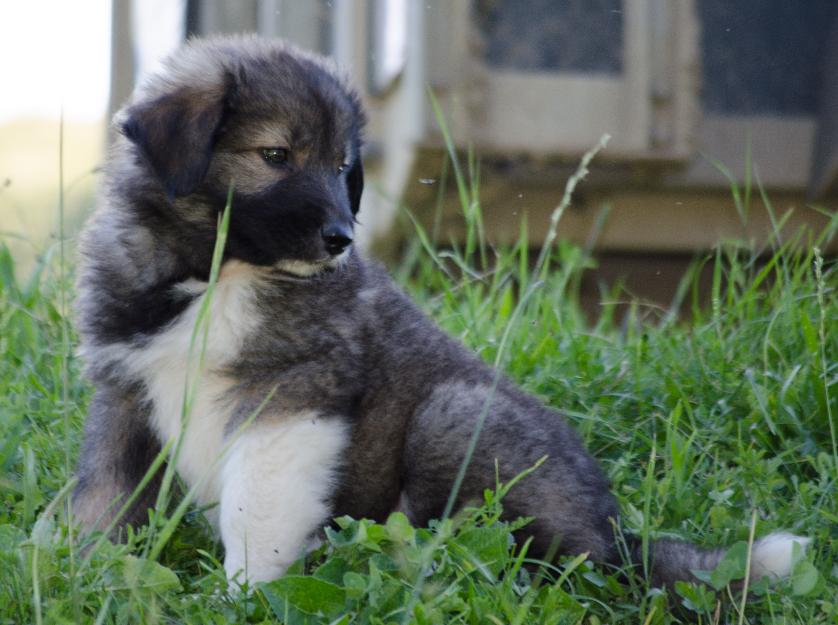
top-left (0, 147), bottom-right (835, 623)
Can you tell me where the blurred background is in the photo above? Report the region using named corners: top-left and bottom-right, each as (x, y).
top-left (1, 0), bottom-right (836, 309)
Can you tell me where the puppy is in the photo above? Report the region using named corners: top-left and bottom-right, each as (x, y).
top-left (73, 35), bottom-right (807, 586)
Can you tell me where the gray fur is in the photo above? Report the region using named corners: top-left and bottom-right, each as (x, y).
top-left (73, 35), bottom-right (764, 587)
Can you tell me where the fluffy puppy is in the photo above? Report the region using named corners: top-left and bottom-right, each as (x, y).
top-left (73, 35), bottom-right (807, 586)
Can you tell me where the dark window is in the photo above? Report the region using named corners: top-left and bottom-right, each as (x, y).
top-left (475, 0), bottom-right (624, 74)
top-left (700, 0), bottom-right (836, 115)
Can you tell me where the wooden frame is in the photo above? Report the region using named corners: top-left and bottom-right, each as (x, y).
top-left (421, 0), bottom-right (700, 159)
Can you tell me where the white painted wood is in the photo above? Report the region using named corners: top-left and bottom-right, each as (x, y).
top-left (621, 0), bottom-right (652, 151)
top-left (476, 72), bottom-right (628, 153)
top-left (436, 0), bottom-right (701, 158)
top-left (108, 0), bottom-right (135, 123)
top-left (671, 115), bottom-right (816, 189)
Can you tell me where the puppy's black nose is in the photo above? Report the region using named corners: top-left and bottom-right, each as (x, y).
top-left (321, 224), bottom-right (353, 256)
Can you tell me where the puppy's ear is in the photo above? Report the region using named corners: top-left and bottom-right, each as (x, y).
top-left (121, 76), bottom-right (233, 199)
top-left (346, 157), bottom-right (364, 215)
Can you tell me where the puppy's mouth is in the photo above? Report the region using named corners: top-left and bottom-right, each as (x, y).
top-left (272, 249), bottom-right (351, 280)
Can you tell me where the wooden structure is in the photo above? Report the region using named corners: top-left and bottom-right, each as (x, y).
top-left (111, 0), bottom-right (838, 258)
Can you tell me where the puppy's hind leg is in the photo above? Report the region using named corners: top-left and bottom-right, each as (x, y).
top-left (219, 415), bottom-right (348, 585)
top-left (402, 382), bottom-right (620, 563)
top-left (73, 384), bottom-right (165, 537)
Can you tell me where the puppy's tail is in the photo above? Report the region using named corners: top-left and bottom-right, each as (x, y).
top-left (627, 532), bottom-right (811, 587)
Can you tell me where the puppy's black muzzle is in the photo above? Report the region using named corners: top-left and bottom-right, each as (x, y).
top-left (321, 223), bottom-right (353, 256)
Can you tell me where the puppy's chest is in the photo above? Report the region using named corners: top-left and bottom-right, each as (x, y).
top-left (127, 273), bottom-right (262, 502)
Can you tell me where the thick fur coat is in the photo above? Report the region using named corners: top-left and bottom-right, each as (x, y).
top-left (73, 35), bottom-right (806, 586)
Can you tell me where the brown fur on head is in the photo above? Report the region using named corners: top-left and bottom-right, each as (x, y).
top-left (116, 35), bottom-right (365, 272)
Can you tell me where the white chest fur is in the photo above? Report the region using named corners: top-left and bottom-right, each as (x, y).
top-left (112, 262), bottom-right (263, 509)
top-left (87, 262), bottom-right (353, 582)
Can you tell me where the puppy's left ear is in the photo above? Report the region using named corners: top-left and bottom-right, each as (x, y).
top-left (346, 157), bottom-right (364, 215)
top-left (121, 76), bottom-right (233, 199)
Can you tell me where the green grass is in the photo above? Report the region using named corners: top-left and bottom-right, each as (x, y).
top-left (0, 140), bottom-right (836, 624)
top-left (0, 118), bottom-right (102, 279)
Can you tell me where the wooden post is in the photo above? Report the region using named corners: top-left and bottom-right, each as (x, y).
top-left (107, 0), bottom-right (135, 128)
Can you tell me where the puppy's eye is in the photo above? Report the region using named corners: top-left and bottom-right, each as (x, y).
top-left (337, 162), bottom-right (351, 174)
top-left (261, 147), bottom-right (290, 166)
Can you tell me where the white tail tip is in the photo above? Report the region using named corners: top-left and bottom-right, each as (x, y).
top-left (751, 532), bottom-right (811, 579)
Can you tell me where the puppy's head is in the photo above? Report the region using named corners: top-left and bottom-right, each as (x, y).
top-left (118, 35), bottom-right (365, 277)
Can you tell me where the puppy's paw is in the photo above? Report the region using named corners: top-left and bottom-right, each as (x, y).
top-left (224, 550), bottom-right (291, 589)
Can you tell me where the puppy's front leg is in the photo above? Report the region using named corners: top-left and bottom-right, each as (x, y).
top-left (74, 384), bottom-right (164, 535)
top-left (220, 415), bottom-right (348, 584)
